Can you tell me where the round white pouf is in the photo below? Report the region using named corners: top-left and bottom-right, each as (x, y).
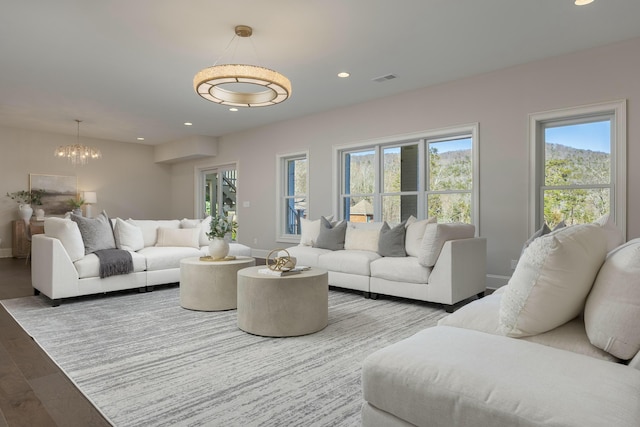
top-left (237, 266), bottom-right (329, 337)
top-left (180, 256), bottom-right (255, 311)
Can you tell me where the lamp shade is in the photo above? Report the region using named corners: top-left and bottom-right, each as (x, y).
top-left (82, 191), bottom-right (97, 204)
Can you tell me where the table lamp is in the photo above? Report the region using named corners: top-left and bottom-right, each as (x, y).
top-left (82, 191), bottom-right (97, 218)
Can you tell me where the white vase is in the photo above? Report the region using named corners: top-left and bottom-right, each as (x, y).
top-left (18, 204), bottom-right (33, 222)
top-left (208, 237), bottom-right (230, 260)
top-left (35, 208), bottom-right (45, 220)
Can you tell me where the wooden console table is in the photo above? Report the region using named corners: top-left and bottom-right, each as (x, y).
top-left (12, 220), bottom-right (44, 258)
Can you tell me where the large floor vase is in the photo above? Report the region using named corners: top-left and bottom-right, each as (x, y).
top-left (208, 237), bottom-right (230, 260)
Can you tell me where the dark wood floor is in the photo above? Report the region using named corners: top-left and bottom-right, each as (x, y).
top-left (0, 258), bottom-right (112, 427)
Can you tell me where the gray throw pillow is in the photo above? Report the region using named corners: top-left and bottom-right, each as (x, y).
top-left (71, 211), bottom-right (117, 255)
top-left (378, 220), bottom-right (407, 257)
top-left (314, 216), bottom-right (347, 250)
top-left (521, 223), bottom-right (551, 256)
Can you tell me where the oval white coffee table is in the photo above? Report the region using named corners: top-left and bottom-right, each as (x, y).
top-left (180, 256), bottom-right (255, 311)
top-left (237, 266), bottom-right (328, 337)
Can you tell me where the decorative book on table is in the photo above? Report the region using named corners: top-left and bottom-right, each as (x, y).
top-left (258, 266), bottom-right (310, 277)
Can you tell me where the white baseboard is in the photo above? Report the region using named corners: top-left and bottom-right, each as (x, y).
top-left (486, 274), bottom-right (510, 290)
top-left (0, 248), bottom-right (13, 258)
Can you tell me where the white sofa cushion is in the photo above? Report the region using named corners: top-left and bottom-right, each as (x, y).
top-left (137, 246), bottom-right (203, 271)
top-left (344, 222), bottom-right (382, 252)
top-left (404, 216), bottom-right (436, 257)
top-left (370, 256), bottom-right (431, 284)
top-left (128, 219), bottom-right (180, 247)
top-left (440, 292), bottom-right (618, 362)
top-left (74, 251), bottom-right (147, 279)
top-left (155, 227), bottom-right (200, 248)
top-left (418, 222), bottom-right (475, 267)
top-left (285, 245), bottom-right (332, 268)
top-left (584, 239), bottom-right (640, 360)
top-left (114, 218), bottom-right (144, 251)
top-left (363, 326), bottom-right (640, 427)
top-left (299, 215), bottom-right (333, 247)
top-left (44, 217), bottom-right (85, 262)
top-left (499, 224), bottom-right (607, 337)
top-left (318, 250), bottom-right (380, 276)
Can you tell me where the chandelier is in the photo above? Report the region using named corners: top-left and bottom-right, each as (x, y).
top-left (193, 25), bottom-right (292, 107)
top-left (55, 120), bottom-right (102, 166)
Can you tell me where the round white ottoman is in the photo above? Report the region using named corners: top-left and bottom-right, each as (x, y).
top-left (180, 256), bottom-right (255, 311)
top-left (237, 266), bottom-right (328, 337)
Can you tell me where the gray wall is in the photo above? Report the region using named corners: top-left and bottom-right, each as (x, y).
top-left (0, 127), bottom-right (174, 257)
top-left (2, 37), bottom-right (639, 287)
top-left (171, 36), bottom-right (640, 286)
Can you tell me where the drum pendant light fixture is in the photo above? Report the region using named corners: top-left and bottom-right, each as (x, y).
top-left (193, 25), bottom-right (292, 107)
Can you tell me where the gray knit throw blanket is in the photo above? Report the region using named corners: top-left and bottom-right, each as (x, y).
top-left (94, 249), bottom-right (134, 278)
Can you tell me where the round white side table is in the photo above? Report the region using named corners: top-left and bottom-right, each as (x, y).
top-left (180, 256), bottom-right (255, 311)
top-left (237, 266), bottom-right (328, 337)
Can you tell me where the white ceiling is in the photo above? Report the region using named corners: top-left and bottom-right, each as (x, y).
top-left (1, 0), bottom-right (640, 146)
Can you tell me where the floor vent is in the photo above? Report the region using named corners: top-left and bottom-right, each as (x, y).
top-left (372, 74), bottom-right (397, 83)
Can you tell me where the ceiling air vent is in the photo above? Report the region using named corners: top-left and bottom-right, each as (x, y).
top-left (372, 74), bottom-right (397, 83)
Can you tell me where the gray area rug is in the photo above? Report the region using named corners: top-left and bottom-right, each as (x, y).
top-left (2, 286), bottom-right (447, 426)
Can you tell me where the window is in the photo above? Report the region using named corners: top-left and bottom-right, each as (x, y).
top-left (529, 100), bottom-right (626, 235)
top-left (195, 164), bottom-right (238, 238)
top-left (276, 152), bottom-right (308, 242)
top-left (337, 124), bottom-right (479, 227)
top-left (427, 136), bottom-right (473, 223)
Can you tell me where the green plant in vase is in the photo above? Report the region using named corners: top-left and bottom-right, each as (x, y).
top-left (67, 197), bottom-right (85, 216)
top-left (6, 190), bottom-right (44, 221)
top-left (206, 215), bottom-right (238, 259)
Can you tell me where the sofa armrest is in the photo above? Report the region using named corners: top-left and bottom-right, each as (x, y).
top-left (31, 234), bottom-right (80, 301)
top-left (427, 237), bottom-right (486, 305)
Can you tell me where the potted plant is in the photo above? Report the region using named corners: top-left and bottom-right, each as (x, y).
top-left (6, 190), bottom-right (44, 221)
top-left (206, 214), bottom-right (238, 260)
top-left (67, 197), bottom-right (85, 216)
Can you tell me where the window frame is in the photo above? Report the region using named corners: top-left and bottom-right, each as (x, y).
top-left (333, 123), bottom-right (479, 230)
top-left (275, 150), bottom-right (309, 243)
top-left (528, 99), bottom-right (626, 237)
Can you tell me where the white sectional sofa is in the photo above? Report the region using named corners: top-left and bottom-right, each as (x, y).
top-left (285, 216), bottom-right (486, 311)
top-left (361, 222), bottom-right (640, 427)
top-left (31, 214), bottom-right (250, 306)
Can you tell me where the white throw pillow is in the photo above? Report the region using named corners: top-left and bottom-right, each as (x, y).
top-left (418, 223), bottom-right (475, 267)
top-left (199, 216), bottom-right (212, 246)
top-left (404, 216), bottom-right (436, 257)
top-left (43, 217), bottom-right (85, 262)
top-left (499, 224), bottom-right (608, 338)
top-left (128, 219), bottom-right (180, 247)
top-left (594, 213), bottom-right (624, 252)
top-left (155, 227), bottom-right (200, 248)
top-left (299, 215), bottom-right (333, 247)
top-left (344, 222), bottom-right (382, 252)
top-left (114, 218), bottom-right (144, 251)
top-left (584, 238), bottom-right (640, 360)
top-left (180, 218), bottom-right (202, 229)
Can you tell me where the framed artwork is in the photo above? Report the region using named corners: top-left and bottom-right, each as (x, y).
top-left (29, 174), bottom-right (77, 215)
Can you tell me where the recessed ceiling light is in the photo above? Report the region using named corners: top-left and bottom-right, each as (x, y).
top-left (184, 122), bottom-right (193, 126)
top-left (575, 0), bottom-right (594, 5)
top-left (338, 72), bottom-right (350, 78)
top-left (229, 108), bottom-right (239, 112)
top-left (137, 137), bottom-right (145, 141)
